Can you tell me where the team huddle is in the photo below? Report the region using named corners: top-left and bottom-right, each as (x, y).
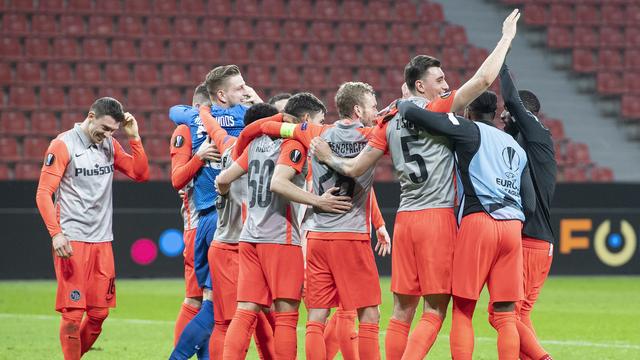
top-left (37, 8), bottom-right (559, 360)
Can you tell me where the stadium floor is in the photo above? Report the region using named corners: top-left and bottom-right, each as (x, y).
top-left (0, 277), bottom-right (638, 359)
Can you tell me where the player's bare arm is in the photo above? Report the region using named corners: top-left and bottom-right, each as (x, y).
top-left (270, 164), bottom-right (353, 214)
top-left (215, 162), bottom-right (247, 195)
top-left (452, 9), bottom-right (520, 113)
top-left (310, 138), bottom-right (383, 178)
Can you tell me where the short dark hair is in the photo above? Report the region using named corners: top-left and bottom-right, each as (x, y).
top-left (468, 91), bottom-right (498, 115)
top-left (90, 97), bottom-right (125, 122)
top-left (404, 55), bottom-right (442, 92)
top-left (518, 90), bottom-right (540, 114)
top-left (205, 64), bottom-right (241, 96)
top-left (243, 103), bottom-right (279, 126)
top-left (267, 93), bottom-right (292, 105)
top-left (193, 82), bottom-right (211, 106)
top-left (283, 92), bottom-right (327, 119)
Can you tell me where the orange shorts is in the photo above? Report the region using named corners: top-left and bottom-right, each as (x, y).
top-left (209, 241), bottom-right (239, 321)
top-left (237, 242), bottom-right (304, 307)
top-left (518, 237), bottom-right (553, 316)
top-left (54, 241), bottom-right (116, 312)
top-left (305, 239), bottom-right (381, 310)
top-left (391, 208), bottom-right (457, 296)
top-left (452, 212), bottom-right (524, 302)
top-left (183, 228), bottom-right (202, 298)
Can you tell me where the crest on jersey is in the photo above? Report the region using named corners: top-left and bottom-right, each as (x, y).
top-left (45, 153), bottom-right (55, 166)
top-left (502, 146), bottom-right (521, 172)
top-left (290, 149), bottom-right (302, 164)
top-left (70, 290), bottom-right (81, 302)
top-left (174, 135), bottom-right (184, 148)
top-left (301, 123), bottom-right (308, 131)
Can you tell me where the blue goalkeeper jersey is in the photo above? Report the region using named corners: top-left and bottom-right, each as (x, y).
top-left (169, 104), bottom-right (247, 211)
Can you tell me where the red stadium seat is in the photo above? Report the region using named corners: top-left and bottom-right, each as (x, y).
top-left (76, 63), bottom-right (102, 83)
top-left (147, 17), bottom-right (172, 37)
top-left (598, 49), bottom-right (623, 71)
top-left (387, 45), bottom-right (411, 67)
top-left (83, 38), bottom-right (109, 59)
top-left (0, 37), bottom-right (22, 59)
top-left (225, 42), bottom-right (249, 60)
top-left (120, 16), bottom-right (144, 36)
top-left (235, 0), bottom-right (259, 15)
top-left (0, 62), bottom-right (11, 83)
top-left (0, 111), bottom-right (28, 135)
top-left (276, 66), bottom-right (301, 87)
top-left (46, 63), bottom-right (73, 84)
top-left (623, 72), bottom-right (640, 94)
top-left (329, 67), bottom-right (353, 86)
top-left (282, 21), bottom-right (307, 40)
top-left (342, 1), bottom-right (365, 20)
top-left (466, 47), bottom-right (489, 70)
top-left (175, 17), bottom-right (199, 37)
top-left (523, 4), bottom-right (547, 26)
top-left (24, 38), bottom-right (51, 59)
top-left (52, 38), bottom-right (79, 59)
top-left (333, 44), bottom-right (358, 64)
top-left (253, 43), bottom-right (277, 62)
top-left (124, 0), bottom-right (151, 13)
top-left (337, 22), bottom-right (362, 43)
top-left (31, 112), bottom-right (60, 136)
top-left (625, 49), bottom-right (640, 69)
top-left (549, 4), bottom-right (573, 25)
top-left (69, 87), bottom-right (96, 108)
top-left (148, 112), bottom-right (175, 136)
top-left (228, 19), bottom-right (253, 40)
top-left (140, 39), bottom-right (166, 60)
top-left (207, 0), bottom-right (231, 15)
top-left (95, 0), bottom-right (122, 13)
top-left (9, 86), bottom-right (37, 109)
top-left (97, 87), bottom-right (125, 101)
top-left (627, 5), bottom-right (640, 25)
top-left (590, 167), bottom-right (614, 182)
top-left (357, 68), bottom-right (382, 89)
top-left (314, 0), bottom-right (339, 19)
top-left (261, 0), bottom-right (285, 17)
top-left (302, 67), bottom-right (327, 87)
top-left (16, 62), bottom-right (42, 83)
top-left (60, 15), bottom-right (85, 35)
top-left (61, 111), bottom-right (85, 130)
top-left (15, 162), bottom-right (42, 180)
top-left (162, 64), bottom-right (188, 84)
top-left (307, 44), bottom-right (330, 63)
top-left (105, 63), bottom-right (131, 83)
top-left (127, 88), bottom-right (155, 109)
top-left (366, 1), bottom-right (387, 21)
top-left (169, 39), bottom-right (194, 59)
top-left (415, 24), bottom-right (442, 45)
top-left (0, 137), bottom-right (20, 161)
top-left (40, 87), bottom-right (66, 108)
top-left (562, 166), bottom-right (588, 183)
top-left (202, 18), bottom-right (226, 39)
top-left (442, 46), bottom-right (467, 70)
top-left (68, 0), bottom-right (92, 11)
top-left (362, 45), bottom-right (385, 66)
top-left (24, 137), bottom-right (51, 160)
top-left (385, 69), bottom-right (404, 91)
top-left (32, 15), bottom-right (57, 34)
top-left (602, 4), bottom-right (625, 25)
top-left (621, 95), bottom-right (640, 119)
top-left (600, 26), bottom-right (625, 48)
top-left (625, 27), bottom-right (640, 48)
top-left (89, 15), bottom-right (114, 35)
top-left (289, 0), bottom-right (313, 19)
top-left (279, 43), bottom-right (303, 63)
top-left (310, 21), bottom-right (334, 42)
top-left (134, 64), bottom-right (159, 84)
top-left (574, 4), bottom-right (599, 25)
top-left (189, 63), bottom-right (210, 83)
top-left (194, 41), bottom-right (219, 61)
top-left (256, 20), bottom-right (281, 40)
top-left (568, 143), bottom-right (591, 165)
top-left (573, 27), bottom-right (599, 48)
top-left (395, 1), bottom-right (418, 20)
top-left (363, 23), bottom-right (388, 44)
top-left (9, 0), bottom-right (36, 10)
top-left (443, 25), bottom-right (468, 45)
top-left (596, 72), bottom-right (623, 95)
top-left (422, 2), bottom-right (444, 23)
top-left (112, 39), bottom-right (138, 60)
top-left (180, 0), bottom-right (205, 13)
top-left (38, 0), bottom-right (63, 10)
top-left (391, 23), bottom-right (416, 45)
top-left (0, 163), bottom-right (10, 180)
top-left (157, 88), bottom-right (183, 109)
top-left (3, 14), bottom-right (28, 34)
top-left (572, 48), bottom-right (596, 73)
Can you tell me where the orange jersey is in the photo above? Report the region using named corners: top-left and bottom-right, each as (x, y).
top-left (170, 125), bottom-right (200, 230)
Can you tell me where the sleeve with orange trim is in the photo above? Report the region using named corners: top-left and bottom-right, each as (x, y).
top-left (113, 138), bottom-right (150, 182)
top-left (367, 122), bottom-right (390, 153)
top-left (170, 125), bottom-right (203, 190)
top-left (426, 89), bottom-right (457, 113)
top-left (277, 140), bottom-right (307, 174)
top-left (260, 121), bottom-right (325, 148)
top-left (235, 147), bottom-right (250, 171)
top-left (199, 106), bottom-right (236, 154)
top-left (232, 113), bottom-right (284, 159)
top-left (36, 139), bottom-right (69, 238)
top-left (370, 188), bottom-right (385, 230)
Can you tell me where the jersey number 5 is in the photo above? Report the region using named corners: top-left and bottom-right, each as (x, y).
top-left (248, 159), bottom-right (275, 208)
top-left (401, 135), bottom-right (428, 183)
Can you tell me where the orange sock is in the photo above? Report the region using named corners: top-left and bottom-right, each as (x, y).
top-left (516, 318), bottom-right (550, 360)
top-left (490, 311), bottom-right (519, 360)
top-left (210, 320), bottom-right (229, 360)
top-left (401, 312), bottom-right (443, 360)
top-left (385, 319), bottom-right (410, 360)
top-left (60, 309), bottom-right (83, 360)
top-left (223, 309), bottom-right (258, 360)
top-left (306, 321), bottom-right (327, 360)
top-left (358, 322), bottom-right (380, 360)
top-left (254, 311), bottom-right (276, 360)
top-left (274, 312), bottom-right (299, 360)
top-left (324, 314), bottom-right (339, 359)
top-left (450, 296), bottom-right (476, 360)
top-left (80, 307), bottom-right (108, 355)
top-left (174, 302), bottom-right (199, 345)
top-left (265, 310), bottom-right (277, 330)
top-left (336, 310), bottom-right (358, 360)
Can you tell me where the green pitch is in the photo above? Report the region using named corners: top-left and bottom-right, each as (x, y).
top-left (1, 277), bottom-right (639, 359)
